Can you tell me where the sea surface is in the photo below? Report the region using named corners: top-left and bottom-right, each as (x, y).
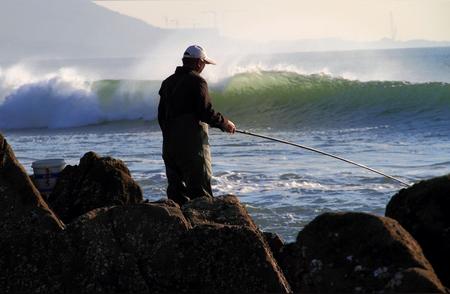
top-left (1, 47), bottom-right (450, 242)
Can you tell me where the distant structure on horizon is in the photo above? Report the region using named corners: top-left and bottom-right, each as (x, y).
top-left (390, 11), bottom-right (398, 41)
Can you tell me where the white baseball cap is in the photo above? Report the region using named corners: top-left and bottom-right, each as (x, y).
top-left (183, 45), bottom-right (216, 65)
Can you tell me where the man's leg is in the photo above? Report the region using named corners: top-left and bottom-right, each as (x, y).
top-left (163, 153), bottom-right (190, 206)
top-left (182, 145), bottom-right (213, 199)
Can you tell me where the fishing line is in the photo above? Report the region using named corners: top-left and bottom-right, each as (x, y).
top-left (236, 129), bottom-right (411, 187)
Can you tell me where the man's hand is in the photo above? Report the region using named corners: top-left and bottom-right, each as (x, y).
top-left (224, 120), bottom-right (236, 134)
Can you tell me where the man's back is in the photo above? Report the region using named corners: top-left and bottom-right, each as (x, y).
top-left (158, 66), bottom-right (227, 135)
top-left (158, 66), bottom-right (201, 129)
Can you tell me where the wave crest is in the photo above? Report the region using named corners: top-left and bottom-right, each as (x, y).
top-left (1, 68), bottom-right (449, 130)
top-left (0, 66), bottom-right (159, 129)
top-left (212, 71), bottom-right (450, 128)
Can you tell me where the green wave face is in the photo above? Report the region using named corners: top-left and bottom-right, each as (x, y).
top-left (92, 79), bottom-right (161, 107)
top-left (210, 71), bottom-right (450, 129)
top-left (90, 72), bottom-right (450, 130)
top-left (91, 79), bottom-right (161, 121)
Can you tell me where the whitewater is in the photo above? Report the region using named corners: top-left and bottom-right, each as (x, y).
top-left (1, 47), bottom-right (450, 241)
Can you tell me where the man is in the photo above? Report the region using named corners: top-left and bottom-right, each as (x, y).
top-left (158, 45), bottom-right (236, 205)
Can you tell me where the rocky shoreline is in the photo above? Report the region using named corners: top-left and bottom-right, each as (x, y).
top-left (1, 132), bottom-right (449, 293)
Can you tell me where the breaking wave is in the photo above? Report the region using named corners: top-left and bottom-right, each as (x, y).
top-left (1, 67), bottom-right (449, 130)
top-left (212, 71), bottom-right (450, 129)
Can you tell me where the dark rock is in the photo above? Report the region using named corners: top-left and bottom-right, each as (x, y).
top-left (48, 151), bottom-right (143, 223)
top-left (278, 212), bottom-right (446, 293)
top-left (182, 194), bottom-right (258, 229)
top-left (61, 203), bottom-right (191, 293)
top-left (150, 197), bottom-right (180, 208)
top-left (179, 195), bottom-right (291, 293)
top-left (155, 224), bottom-right (291, 293)
top-left (14, 134), bottom-right (448, 293)
top-left (386, 174), bottom-right (450, 287)
top-left (0, 133), bottom-right (64, 293)
top-left (263, 231), bottom-right (284, 260)
top-left (61, 200), bottom-right (291, 293)
top-left (397, 268), bottom-right (450, 293)
top-left (1, 140), bottom-right (290, 293)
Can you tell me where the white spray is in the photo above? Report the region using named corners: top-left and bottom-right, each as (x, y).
top-left (0, 65), bottom-right (160, 129)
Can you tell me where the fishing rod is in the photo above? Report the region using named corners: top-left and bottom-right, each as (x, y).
top-left (236, 129), bottom-right (411, 187)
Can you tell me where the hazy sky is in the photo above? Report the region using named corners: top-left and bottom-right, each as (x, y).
top-left (94, 0), bottom-right (450, 42)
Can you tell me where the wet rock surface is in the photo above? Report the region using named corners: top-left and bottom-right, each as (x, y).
top-left (58, 197), bottom-right (290, 293)
top-left (182, 194), bottom-right (258, 229)
top-left (263, 231), bottom-right (284, 261)
top-left (0, 134), bottom-right (64, 293)
top-left (179, 196), bottom-right (291, 293)
top-left (278, 212), bottom-right (446, 293)
top-left (61, 203), bottom-right (192, 293)
top-left (0, 138), bottom-right (290, 293)
top-left (386, 174), bottom-right (450, 287)
top-left (2, 135), bottom-right (449, 293)
top-left (48, 151), bottom-right (143, 223)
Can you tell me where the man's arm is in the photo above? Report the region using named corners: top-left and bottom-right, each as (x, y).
top-left (194, 78), bottom-right (235, 133)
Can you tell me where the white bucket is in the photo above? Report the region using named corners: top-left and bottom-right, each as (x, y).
top-left (32, 159), bottom-right (66, 196)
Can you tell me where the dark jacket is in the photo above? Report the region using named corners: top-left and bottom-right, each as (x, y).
top-left (158, 66), bottom-right (228, 140)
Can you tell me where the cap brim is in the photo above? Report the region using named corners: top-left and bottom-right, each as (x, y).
top-left (203, 57), bottom-right (216, 65)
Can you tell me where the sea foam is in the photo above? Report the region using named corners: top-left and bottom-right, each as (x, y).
top-left (0, 66), bottom-right (102, 129)
top-left (0, 65), bottom-right (159, 129)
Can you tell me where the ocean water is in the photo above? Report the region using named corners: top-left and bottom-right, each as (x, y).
top-left (1, 47), bottom-right (450, 242)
